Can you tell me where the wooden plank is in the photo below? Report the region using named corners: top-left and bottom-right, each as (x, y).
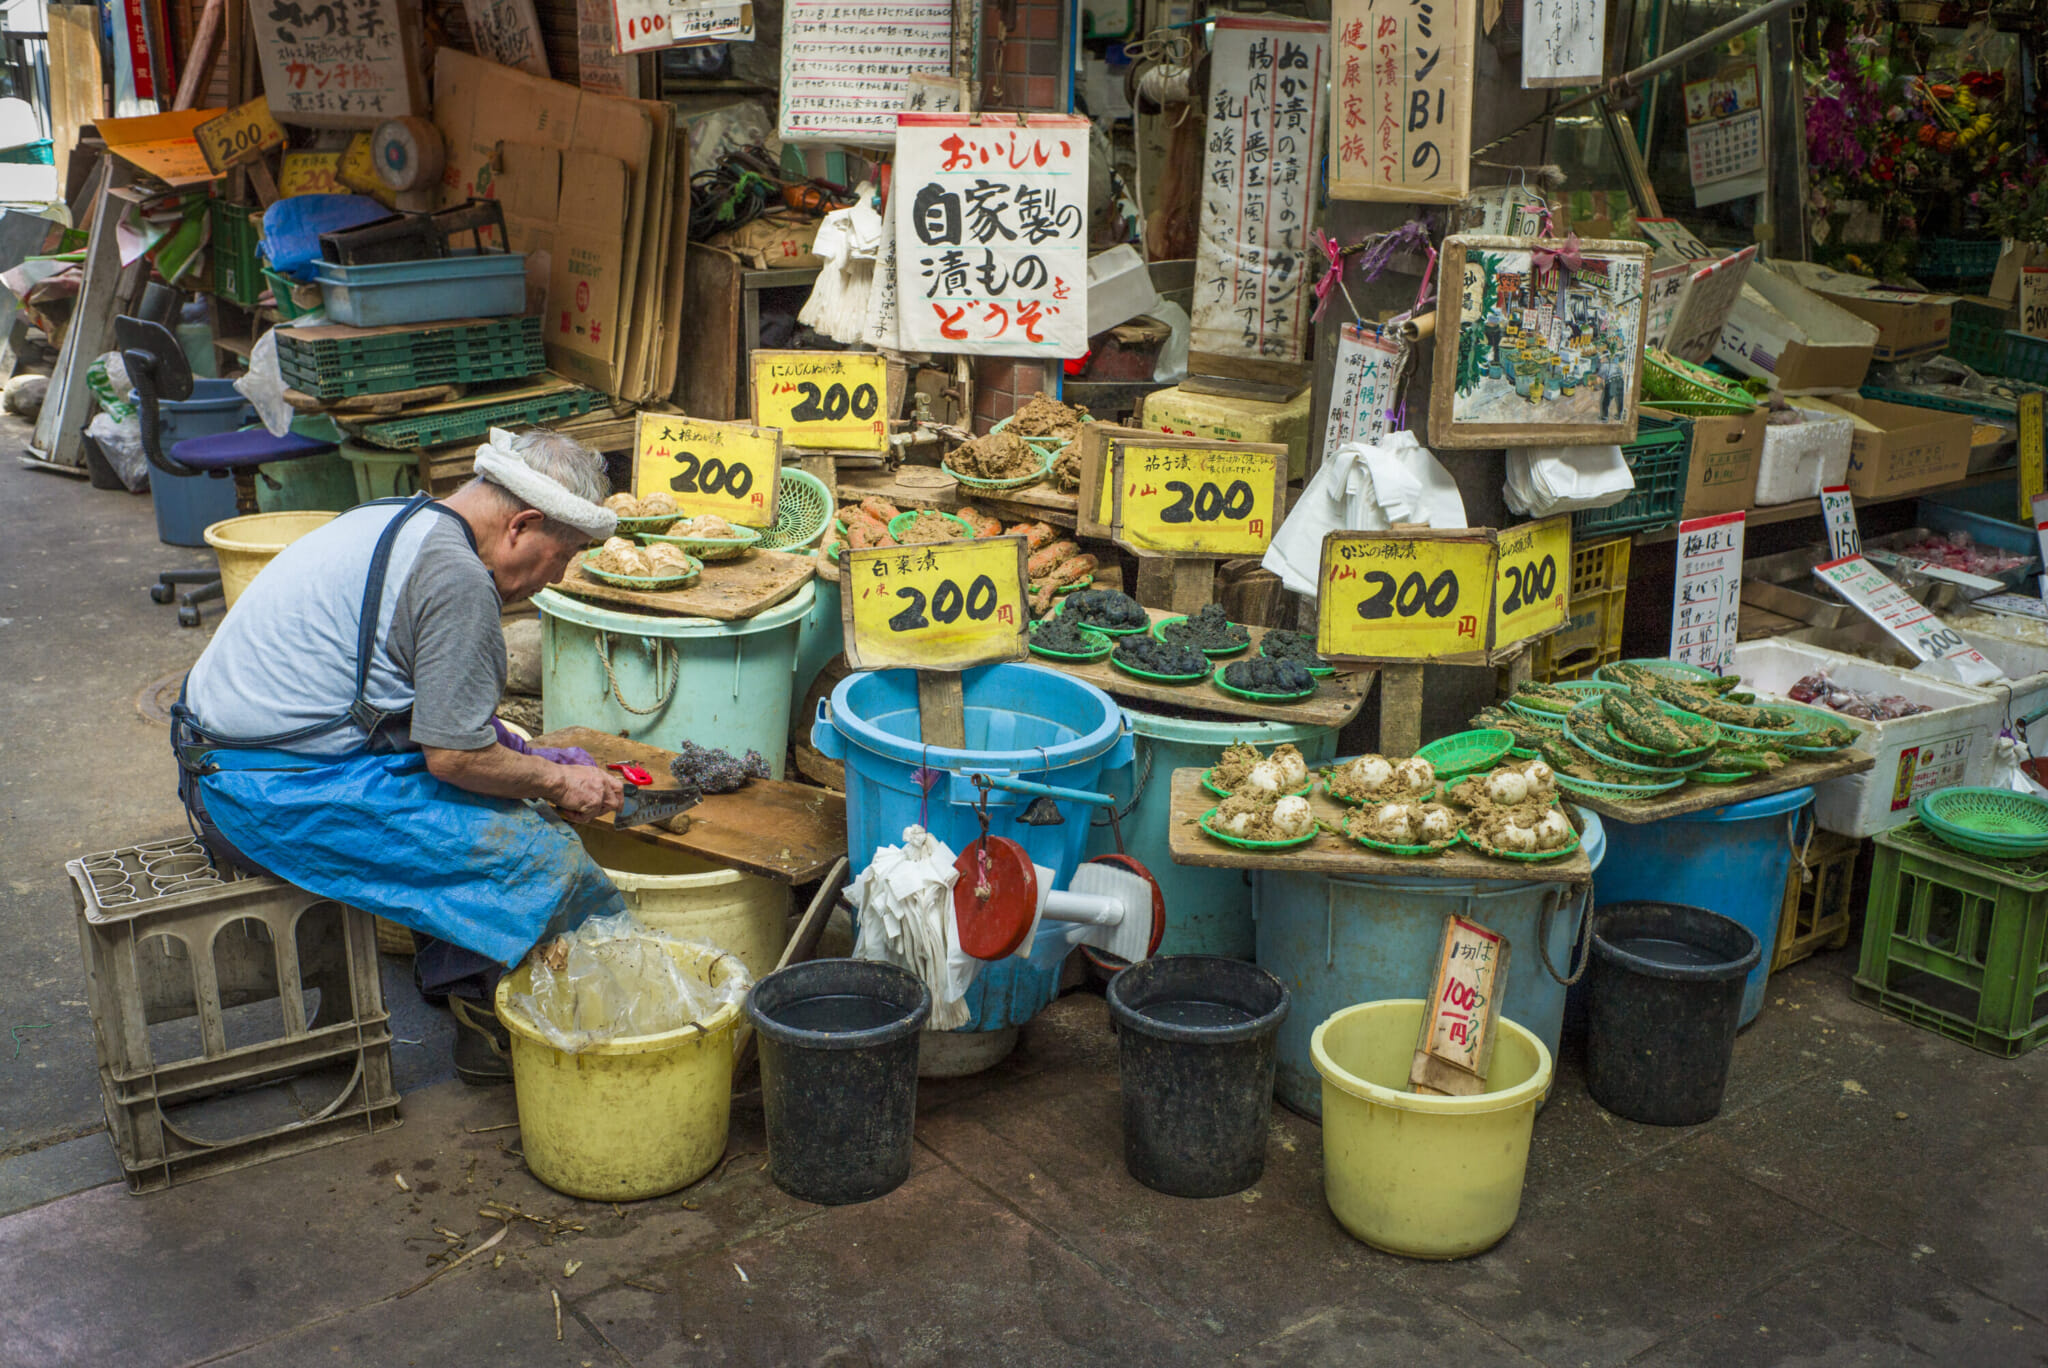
top-left (677, 243), bottom-right (742, 420)
top-left (917, 671), bottom-right (967, 748)
top-left (47, 7), bottom-right (102, 191)
top-left (285, 384), bottom-right (464, 414)
top-left (1038, 606), bottom-right (1374, 729)
top-left (172, 0), bottom-right (225, 109)
top-left (1381, 664), bottom-right (1427, 754)
top-left (1561, 749), bottom-right (1876, 825)
top-left (1166, 768), bottom-right (1593, 884)
top-left (32, 159), bottom-right (140, 470)
top-left (547, 549), bottom-right (817, 622)
top-left (534, 729), bottom-right (847, 884)
top-left (836, 466), bottom-right (1080, 530)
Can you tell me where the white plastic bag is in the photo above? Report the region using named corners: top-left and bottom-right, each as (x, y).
top-left (236, 324), bottom-right (295, 436)
top-left (86, 411), bottom-right (149, 491)
top-left (1504, 445), bottom-right (1634, 516)
top-left (1261, 431), bottom-right (1467, 596)
top-left (1149, 300), bottom-right (1189, 383)
top-left (505, 913), bottom-right (750, 1053)
top-left (1993, 733), bottom-right (2048, 797)
top-left (849, 825), bottom-right (977, 1030)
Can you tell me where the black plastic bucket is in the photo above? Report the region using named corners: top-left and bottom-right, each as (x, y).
top-left (1586, 902), bottom-right (1761, 1126)
top-left (745, 959), bottom-right (931, 1205)
top-left (1106, 955), bottom-right (1290, 1197)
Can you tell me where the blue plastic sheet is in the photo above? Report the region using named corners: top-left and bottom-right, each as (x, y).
top-left (259, 195), bottom-right (394, 282)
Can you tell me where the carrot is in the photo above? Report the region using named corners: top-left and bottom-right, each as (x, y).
top-left (1027, 541), bottom-right (1080, 577)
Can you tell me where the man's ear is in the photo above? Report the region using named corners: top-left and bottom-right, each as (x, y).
top-left (506, 507), bottom-right (548, 540)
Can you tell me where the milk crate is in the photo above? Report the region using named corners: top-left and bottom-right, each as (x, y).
top-left (1775, 829), bottom-right (1864, 971)
top-left (70, 838), bottom-right (401, 1192)
top-left (1854, 822), bottom-right (2048, 1057)
top-left (1531, 535), bottom-right (1630, 680)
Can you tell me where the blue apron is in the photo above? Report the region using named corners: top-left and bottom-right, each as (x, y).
top-left (170, 494), bottom-right (625, 968)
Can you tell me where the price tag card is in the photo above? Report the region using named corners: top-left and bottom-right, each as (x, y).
top-left (631, 414), bottom-right (782, 528)
top-left (1820, 485), bottom-right (1861, 560)
top-left (195, 98), bottom-right (286, 174)
top-left (1670, 511), bottom-right (1744, 675)
top-left (1813, 555), bottom-right (2003, 683)
top-left (2025, 392), bottom-right (2047, 527)
top-left (1110, 442), bottom-right (1288, 557)
top-left (751, 350), bottom-right (889, 453)
top-left (1316, 530), bottom-right (1498, 665)
top-left (841, 536), bottom-right (1031, 672)
top-left (1975, 591), bottom-right (2048, 622)
top-left (1410, 914), bottom-right (1509, 1095)
top-left (1493, 516), bottom-right (1572, 649)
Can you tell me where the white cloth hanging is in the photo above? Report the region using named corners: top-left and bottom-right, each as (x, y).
top-left (1262, 431), bottom-right (1467, 597)
top-left (849, 825), bottom-right (977, 1030)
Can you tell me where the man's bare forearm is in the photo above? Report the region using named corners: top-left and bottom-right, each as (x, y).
top-left (423, 743), bottom-right (569, 804)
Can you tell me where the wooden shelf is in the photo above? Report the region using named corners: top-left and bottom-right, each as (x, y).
top-left (1633, 468), bottom-right (2017, 546)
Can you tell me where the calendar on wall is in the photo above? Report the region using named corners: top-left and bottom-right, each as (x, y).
top-left (1687, 109), bottom-right (1763, 187)
top-left (1683, 63), bottom-right (1763, 208)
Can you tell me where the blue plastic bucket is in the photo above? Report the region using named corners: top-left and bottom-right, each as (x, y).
top-left (813, 663), bottom-right (1132, 1032)
top-left (151, 379), bottom-right (254, 546)
top-left (1591, 786), bottom-right (1813, 1027)
top-left (1256, 812), bottom-right (1607, 1118)
top-left (1084, 709), bottom-right (1339, 959)
top-left (534, 585), bottom-right (816, 779)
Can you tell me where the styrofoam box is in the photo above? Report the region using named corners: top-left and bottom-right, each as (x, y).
top-left (1731, 638), bottom-right (2003, 836)
top-left (1753, 407), bottom-right (1855, 505)
top-left (1786, 618), bottom-right (2048, 750)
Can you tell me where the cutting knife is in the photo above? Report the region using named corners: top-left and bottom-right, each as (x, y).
top-left (616, 782), bottom-right (703, 829)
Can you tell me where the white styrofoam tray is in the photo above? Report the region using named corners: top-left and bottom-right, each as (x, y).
top-left (1754, 407), bottom-right (1854, 505)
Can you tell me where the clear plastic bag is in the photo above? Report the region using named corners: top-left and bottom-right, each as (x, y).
top-left (504, 913), bottom-right (751, 1053)
top-left (235, 324), bottom-right (295, 436)
top-left (86, 410), bottom-right (149, 491)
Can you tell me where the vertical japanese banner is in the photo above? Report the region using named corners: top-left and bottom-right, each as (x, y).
top-left (575, 0), bottom-right (637, 94)
top-left (1189, 15), bottom-right (1328, 368)
top-left (1330, 0), bottom-right (1473, 204)
top-left (1669, 511), bottom-right (1745, 676)
top-left (1521, 0), bottom-right (1604, 88)
top-left (251, 0), bottom-right (425, 127)
top-left (895, 113), bottom-right (1091, 358)
top-left (1321, 323), bottom-right (1402, 454)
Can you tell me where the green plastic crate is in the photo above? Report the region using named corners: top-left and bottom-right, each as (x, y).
top-left (1915, 237), bottom-right (2002, 288)
top-left (208, 198), bottom-right (263, 308)
top-left (278, 316), bottom-right (547, 399)
top-left (353, 386), bottom-right (603, 450)
top-left (1855, 821), bottom-right (2048, 1058)
top-left (1570, 414), bottom-right (1692, 538)
top-left (1858, 384), bottom-right (2023, 421)
top-left (1944, 304), bottom-right (2010, 374)
top-left (2001, 333), bottom-right (2048, 387)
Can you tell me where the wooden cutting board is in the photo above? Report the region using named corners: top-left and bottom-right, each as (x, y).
top-left (547, 550), bottom-right (817, 621)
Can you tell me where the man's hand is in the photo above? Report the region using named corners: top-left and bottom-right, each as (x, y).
top-left (552, 763), bottom-right (624, 822)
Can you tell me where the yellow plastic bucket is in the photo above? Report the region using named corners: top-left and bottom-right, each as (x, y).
top-left (578, 825), bottom-right (790, 979)
top-left (202, 511), bottom-right (337, 608)
top-left (1310, 999), bottom-right (1552, 1259)
top-left (494, 938), bottom-right (745, 1201)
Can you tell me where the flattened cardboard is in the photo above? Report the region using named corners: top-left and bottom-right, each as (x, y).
top-left (1776, 261), bottom-right (1956, 362)
top-left (548, 153), bottom-right (630, 386)
top-left (1831, 396), bottom-right (1972, 501)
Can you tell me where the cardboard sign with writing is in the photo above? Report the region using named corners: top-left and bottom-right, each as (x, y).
top-left (195, 98), bottom-right (286, 174)
top-left (751, 350), bottom-right (890, 452)
top-left (1493, 515), bottom-right (1572, 649)
top-left (98, 110), bottom-right (219, 186)
top-left (842, 536), bottom-right (1031, 672)
top-left (632, 414), bottom-right (782, 528)
top-left (1663, 245), bottom-right (1756, 365)
top-left (1330, 0), bottom-right (1474, 204)
top-left (2022, 268), bottom-right (2048, 339)
top-left (781, 0), bottom-right (955, 144)
top-left (279, 150), bottom-right (347, 197)
top-left (1411, 915), bottom-right (1509, 1095)
top-left (612, 0), bottom-right (752, 54)
top-left (1317, 530), bottom-right (1500, 665)
top-left (252, 0), bottom-right (426, 128)
top-left (463, 0), bottom-right (551, 76)
top-left (2021, 392), bottom-right (2045, 526)
top-left (1820, 486), bottom-right (1860, 559)
top-left (1109, 443), bottom-right (1289, 558)
top-left (1812, 555), bottom-right (2002, 683)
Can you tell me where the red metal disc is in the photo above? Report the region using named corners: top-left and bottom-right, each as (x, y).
top-left (1081, 853), bottom-right (1168, 968)
top-left (953, 837), bottom-right (1039, 961)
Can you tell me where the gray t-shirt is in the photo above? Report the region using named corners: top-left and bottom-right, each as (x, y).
top-left (185, 502), bottom-right (506, 756)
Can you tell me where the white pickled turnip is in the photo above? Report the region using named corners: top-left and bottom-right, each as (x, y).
top-left (1271, 796), bottom-right (1314, 838)
top-left (1483, 769), bottom-right (1531, 806)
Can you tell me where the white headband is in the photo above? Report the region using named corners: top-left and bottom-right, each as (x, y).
top-left (472, 428), bottom-right (617, 540)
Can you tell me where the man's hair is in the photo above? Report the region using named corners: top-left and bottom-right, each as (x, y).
top-left (461, 430), bottom-right (610, 542)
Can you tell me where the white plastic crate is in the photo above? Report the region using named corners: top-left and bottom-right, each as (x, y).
top-left (1730, 639), bottom-right (2003, 837)
top-left (1789, 617), bottom-right (2048, 747)
top-left (1753, 407), bottom-right (1854, 505)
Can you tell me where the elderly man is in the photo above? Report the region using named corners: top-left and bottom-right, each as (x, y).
top-left (172, 428), bottom-right (628, 1083)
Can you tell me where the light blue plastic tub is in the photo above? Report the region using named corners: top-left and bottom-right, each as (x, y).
top-left (791, 562), bottom-right (842, 717)
top-left (312, 252), bottom-right (527, 327)
top-left (1255, 812), bottom-right (1607, 1118)
top-left (535, 584), bottom-right (815, 779)
top-left (1592, 786), bottom-right (1814, 1027)
top-left (1084, 709), bottom-right (1339, 959)
top-left (151, 378), bottom-right (253, 546)
top-left (813, 663), bottom-right (1132, 1032)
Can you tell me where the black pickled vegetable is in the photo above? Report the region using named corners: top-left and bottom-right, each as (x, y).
top-left (1031, 616), bottom-right (1105, 655)
top-left (1161, 604), bottom-right (1250, 651)
top-left (1260, 628), bottom-right (1329, 669)
top-left (1114, 635), bottom-right (1208, 677)
top-left (669, 741), bottom-right (772, 796)
top-left (1221, 658), bottom-right (1315, 696)
top-left (1062, 589), bottom-right (1149, 631)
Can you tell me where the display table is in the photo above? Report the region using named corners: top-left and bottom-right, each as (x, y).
top-left (1562, 749), bottom-right (1875, 825)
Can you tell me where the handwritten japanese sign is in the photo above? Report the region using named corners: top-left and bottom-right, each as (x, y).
top-left (1410, 915), bottom-right (1509, 1094)
top-left (1812, 555), bottom-right (2002, 683)
top-left (2022, 269), bottom-right (2048, 339)
top-left (1317, 530), bottom-right (1499, 664)
top-left (1111, 445), bottom-right (1288, 558)
top-left (1322, 323), bottom-right (1402, 454)
top-left (2018, 391), bottom-right (2044, 525)
top-left (1643, 263), bottom-right (1692, 351)
top-left (1522, 0), bottom-right (1603, 87)
top-left (632, 414), bottom-right (783, 528)
top-left (575, 0), bottom-right (637, 94)
top-left (279, 149), bottom-right (346, 196)
top-left (1662, 245), bottom-right (1756, 365)
top-left (895, 113), bottom-right (1090, 358)
top-left (1493, 516), bottom-right (1571, 649)
top-left (611, 0), bottom-right (752, 55)
top-left (842, 536), bottom-right (1031, 672)
top-left (462, 0), bottom-right (550, 76)
top-left (1669, 511), bottom-right (1744, 675)
top-left (751, 350), bottom-right (890, 452)
top-left (1330, 0), bottom-right (1473, 204)
top-left (251, 0), bottom-right (424, 127)
top-left (780, 0), bottom-right (955, 145)
top-left (1820, 486), bottom-right (1860, 560)
top-left (195, 99), bottom-right (286, 174)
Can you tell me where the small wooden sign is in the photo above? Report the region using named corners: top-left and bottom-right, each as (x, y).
top-left (841, 535), bottom-right (1031, 673)
top-left (751, 350), bottom-right (890, 453)
top-left (1077, 426), bottom-right (1288, 559)
top-left (1317, 523), bottom-right (1570, 666)
top-left (1411, 915), bottom-right (1509, 1096)
top-left (1492, 515), bottom-right (1572, 651)
top-left (195, 98), bottom-right (287, 175)
top-left (2018, 390), bottom-right (2044, 525)
top-left (632, 413), bottom-right (782, 528)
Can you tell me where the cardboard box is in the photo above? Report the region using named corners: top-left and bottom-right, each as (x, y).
top-left (1829, 396), bottom-right (1972, 500)
top-left (1662, 405), bottom-right (1764, 517)
top-left (1714, 264), bottom-right (1879, 395)
top-left (1774, 261), bottom-right (1956, 362)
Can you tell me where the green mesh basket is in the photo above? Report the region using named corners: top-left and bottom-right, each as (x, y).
top-left (1915, 788), bottom-right (2048, 860)
top-left (1564, 710), bottom-right (1705, 775)
top-left (1199, 807), bottom-right (1321, 850)
top-left (757, 466), bottom-right (834, 552)
top-left (1109, 653), bottom-right (1208, 685)
top-left (1460, 822), bottom-right (1583, 863)
top-left (888, 509), bottom-right (977, 542)
top-left (1415, 729), bottom-right (1513, 780)
top-left (1642, 349), bottom-right (1756, 415)
top-left (943, 443), bottom-right (1056, 490)
top-left (1212, 662), bottom-right (1318, 701)
top-left (1202, 767), bottom-right (1314, 799)
top-left (1344, 815), bottom-right (1459, 856)
top-left (1553, 771), bottom-right (1687, 801)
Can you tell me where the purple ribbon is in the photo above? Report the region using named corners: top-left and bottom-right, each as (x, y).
top-left (1533, 232), bottom-right (1584, 278)
top-left (1311, 219), bottom-right (1436, 323)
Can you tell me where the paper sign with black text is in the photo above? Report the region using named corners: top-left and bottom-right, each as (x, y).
top-left (1812, 555), bottom-right (2002, 683)
top-left (632, 414), bottom-right (782, 527)
top-left (1670, 511), bottom-right (1744, 675)
top-left (751, 350), bottom-right (890, 452)
top-left (842, 537), bottom-right (1032, 672)
top-left (1821, 486), bottom-right (1860, 560)
top-left (1330, 0), bottom-right (1473, 203)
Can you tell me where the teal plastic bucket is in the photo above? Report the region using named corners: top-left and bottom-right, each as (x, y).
top-left (534, 585), bottom-right (816, 779)
top-left (791, 561), bottom-right (842, 717)
top-left (812, 663), bottom-right (1133, 1032)
top-left (1256, 812), bottom-right (1607, 1118)
top-left (340, 440), bottom-right (421, 503)
top-left (1592, 786), bottom-right (1814, 1027)
top-left (255, 448), bottom-right (357, 512)
top-left (1085, 708), bottom-right (1339, 959)
top-left (150, 379), bottom-right (251, 546)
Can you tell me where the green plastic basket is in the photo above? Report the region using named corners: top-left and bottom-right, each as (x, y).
top-left (577, 549), bottom-right (701, 591)
top-left (1503, 700), bottom-right (1569, 729)
top-left (1461, 825), bottom-right (1582, 862)
top-left (943, 445), bottom-right (1056, 491)
top-left (1553, 771), bottom-right (1688, 801)
top-left (1668, 704), bottom-right (1808, 739)
top-left (356, 386), bottom-right (603, 450)
top-left (887, 509), bottom-right (977, 542)
top-left (1202, 767), bottom-right (1314, 800)
top-left (1212, 662), bottom-right (1317, 702)
top-left (1857, 384), bottom-right (2022, 422)
top-left (758, 466), bottom-right (835, 552)
top-left (1768, 703), bottom-right (1859, 756)
top-left (1416, 729), bottom-right (1513, 780)
top-left (641, 525), bottom-right (763, 562)
top-left (1199, 807), bottom-right (1320, 851)
top-left (1344, 815), bottom-right (1459, 856)
top-left (612, 512), bottom-right (682, 537)
top-left (1592, 699), bottom-right (1720, 760)
top-left (1508, 680), bottom-right (1627, 716)
top-left (1915, 788), bottom-right (2048, 859)
top-left (208, 198), bottom-right (263, 308)
top-left (1109, 652), bottom-right (1208, 685)
top-left (1915, 237), bottom-right (2001, 287)
top-left (1642, 348), bottom-right (1757, 414)
top-left (1688, 767), bottom-right (1755, 785)
top-left (1153, 614), bottom-right (1252, 658)
top-left (1594, 658), bottom-right (1718, 685)
top-left (1565, 711), bottom-right (1705, 775)
top-left (1028, 623), bottom-right (1114, 662)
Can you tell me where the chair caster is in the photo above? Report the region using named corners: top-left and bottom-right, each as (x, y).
top-left (178, 605), bottom-right (203, 628)
top-left (151, 584), bottom-right (174, 603)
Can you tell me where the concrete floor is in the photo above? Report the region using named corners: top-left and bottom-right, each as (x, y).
top-left (3, 427), bottom-right (2046, 1366)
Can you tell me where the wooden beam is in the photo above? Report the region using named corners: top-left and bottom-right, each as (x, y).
top-left (33, 159), bottom-right (138, 470)
top-left (172, 0), bottom-right (225, 110)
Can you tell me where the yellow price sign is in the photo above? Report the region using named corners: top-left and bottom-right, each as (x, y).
top-left (751, 350), bottom-right (889, 453)
top-left (279, 150), bottom-right (345, 197)
top-left (1492, 514), bottom-right (1572, 648)
top-left (1113, 444), bottom-right (1287, 557)
top-left (2018, 391), bottom-right (2044, 524)
top-left (195, 98), bottom-right (285, 174)
top-left (632, 414), bottom-right (782, 527)
top-left (1317, 531), bottom-right (1498, 664)
top-left (841, 536), bottom-right (1031, 672)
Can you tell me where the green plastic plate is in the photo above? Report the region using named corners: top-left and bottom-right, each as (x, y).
top-left (1416, 729), bottom-right (1513, 779)
top-left (577, 549), bottom-right (701, 591)
top-left (887, 509), bottom-right (977, 542)
top-left (1203, 767), bottom-right (1315, 800)
top-left (1110, 652), bottom-right (1209, 685)
top-left (640, 525), bottom-right (763, 562)
top-left (1563, 712), bottom-right (1704, 776)
top-left (1027, 624), bottom-right (1113, 662)
top-left (1212, 662), bottom-right (1318, 702)
top-left (1553, 771), bottom-right (1688, 800)
top-left (1153, 614), bottom-right (1252, 659)
top-left (1199, 806), bottom-right (1320, 850)
top-left (1461, 826), bottom-right (1583, 862)
top-left (943, 445), bottom-right (1055, 490)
